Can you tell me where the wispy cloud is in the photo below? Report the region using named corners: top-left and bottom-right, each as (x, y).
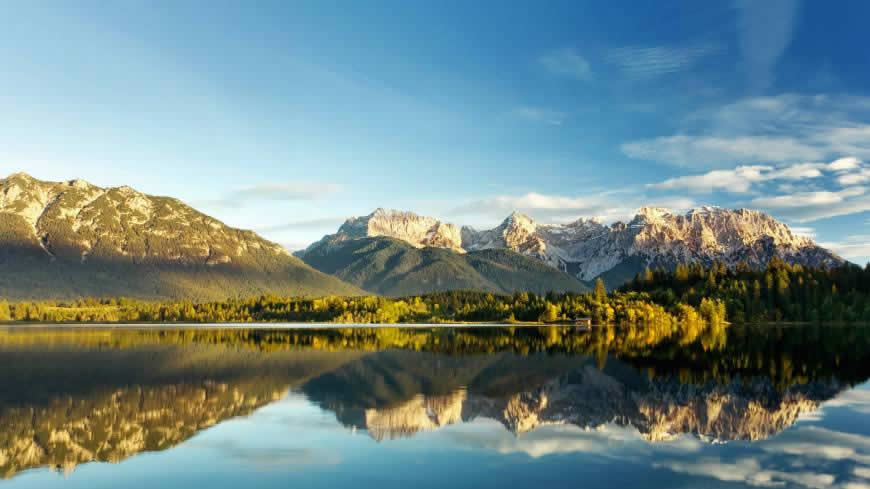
top-left (649, 163), bottom-right (824, 194)
top-left (655, 457), bottom-right (818, 488)
top-left (623, 94), bottom-right (870, 168)
top-left (750, 186), bottom-right (870, 222)
top-left (736, 0), bottom-right (800, 91)
top-left (539, 48), bottom-right (592, 81)
top-left (830, 157), bottom-right (862, 172)
top-left (201, 182), bottom-right (344, 208)
top-left (512, 106), bottom-right (567, 125)
top-left (201, 439), bottom-right (341, 469)
top-left (753, 187), bottom-right (867, 209)
top-left (838, 167), bottom-right (870, 186)
top-left (440, 420), bottom-right (701, 460)
top-left (646, 156), bottom-right (870, 223)
top-left (605, 43), bottom-right (720, 79)
top-left (255, 217), bottom-right (346, 234)
top-left (656, 426), bottom-right (870, 489)
top-left (623, 134), bottom-right (826, 168)
top-left (819, 389), bottom-right (870, 415)
top-left (819, 235), bottom-right (870, 262)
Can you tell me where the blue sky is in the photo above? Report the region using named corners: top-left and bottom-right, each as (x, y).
top-left (2, 1), bottom-right (869, 263)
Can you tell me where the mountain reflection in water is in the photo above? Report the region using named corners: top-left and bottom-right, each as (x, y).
top-left (0, 324), bottom-right (868, 486)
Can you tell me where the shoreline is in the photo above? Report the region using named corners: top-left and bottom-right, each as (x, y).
top-left (1, 321), bottom-right (865, 330)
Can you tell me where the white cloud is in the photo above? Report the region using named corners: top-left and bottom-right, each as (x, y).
top-left (752, 187), bottom-right (866, 209)
top-left (539, 49), bottom-right (592, 81)
top-left (748, 187), bottom-right (870, 223)
top-left (232, 182), bottom-right (344, 201)
top-left (649, 163), bottom-right (824, 194)
top-left (622, 94), bottom-right (870, 168)
top-left (830, 157), bottom-right (862, 172)
top-left (201, 182), bottom-right (344, 208)
top-left (622, 134), bottom-right (826, 167)
top-left (838, 169), bottom-right (870, 186)
top-left (655, 457), bottom-right (811, 488)
top-left (645, 155), bottom-right (870, 223)
top-left (440, 420), bottom-right (702, 460)
top-left (820, 236), bottom-right (870, 262)
top-left (512, 106), bottom-right (566, 125)
top-left (604, 43), bottom-right (720, 79)
top-left (761, 427), bottom-right (870, 465)
top-left (736, 0), bottom-right (799, 90)
top-left (773, 163), bottom-right (827, 180)
top-left (654, 425), bottom-right (870, 489)
top-left (650, 165), bottom-right (770, 193)
top-left (255, 217), bottom-right (346, 234)
top-left (820, 389), bottom-right (870, 415)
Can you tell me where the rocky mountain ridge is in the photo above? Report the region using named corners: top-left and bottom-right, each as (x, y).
top-left (308, 206), bottom-right (843, 286)
top-left (0, 172), bottom-right (288, 265)
top-left (0, 172), bottom-right (362, 299)
top-left (337, 208), bottom-right (465, 252)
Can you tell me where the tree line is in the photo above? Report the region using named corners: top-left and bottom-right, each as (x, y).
top-left (623, 259), bottom-right (870, 323)
top-left (0, 260), bottom-right (866, 324)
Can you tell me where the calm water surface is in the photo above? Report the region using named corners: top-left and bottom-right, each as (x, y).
top-left (0, 324), bottom-right (868, 488)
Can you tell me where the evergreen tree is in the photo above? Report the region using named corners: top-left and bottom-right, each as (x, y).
top-left (594, 278), bottom-right (607, 303)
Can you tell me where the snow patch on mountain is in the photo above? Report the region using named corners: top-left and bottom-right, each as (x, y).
top-left (306, 205), bottom-right (843, 284)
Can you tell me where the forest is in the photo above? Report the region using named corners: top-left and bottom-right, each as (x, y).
top-left (622, 258), bottom-right (870, 323)
top-left (1, 260), bottom-right (868, 325)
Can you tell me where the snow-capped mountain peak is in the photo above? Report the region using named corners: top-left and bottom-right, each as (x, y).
top-left (304, 206), bottom-right (843, 285)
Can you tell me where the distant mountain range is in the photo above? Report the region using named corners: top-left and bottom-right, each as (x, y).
top-left (0, 172), bottom-right (845, 299)
top-left (0, 173), bottom-right (362, 300)
top-left (298, 235), bottom-right (588, 296)
top-left (299, 207), bottom-right (844, 290)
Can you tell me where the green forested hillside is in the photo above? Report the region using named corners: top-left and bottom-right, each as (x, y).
top-left (622, 259), bottom-right (870, 323)
top-left (0, 247), bottom-right (363, 301)
top-left (298, 236), bottom-right (589, 296)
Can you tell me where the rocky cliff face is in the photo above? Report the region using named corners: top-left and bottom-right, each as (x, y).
top-left (466, 206), bottom-right (843, 281)
top-left (308, 208), bottom-right (464, 254)
top-left (310, 206), bottom-right (843, 284)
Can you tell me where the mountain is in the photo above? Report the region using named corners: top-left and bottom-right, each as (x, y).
top-left (0, 172), bottom-right (363, 300)
top-left (463, 206), bottom-right (843, 286)
top-left (297, 235), bottom-right (589, 296)
top-left (337, 208), bottom-right (464, 252)
top-left (305, 207), bottom-right (843, 289)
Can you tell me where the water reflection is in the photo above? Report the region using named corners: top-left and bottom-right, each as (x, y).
top-left (0, 324), bottom-right (868, 487)
top-left (302, 350), bottom-right (845, 442)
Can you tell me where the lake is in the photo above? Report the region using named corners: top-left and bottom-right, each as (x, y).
top-left (0, 324), bottom-right (868, 488)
